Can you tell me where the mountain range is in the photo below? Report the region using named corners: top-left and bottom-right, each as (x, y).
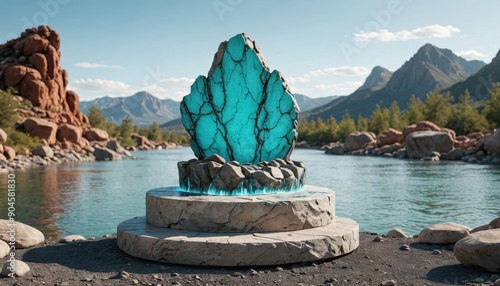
top-left (80, 92), bottom-right (336, 127)
top-left (79, 91), bottom-right (181, 127)
top-left (80, 43), bottom-right (500, 127)
top-left (304, 43), bottom-right (492, 121)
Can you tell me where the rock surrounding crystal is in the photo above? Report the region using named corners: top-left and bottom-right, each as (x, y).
top-left (181, 33), bottom-right (299, 164)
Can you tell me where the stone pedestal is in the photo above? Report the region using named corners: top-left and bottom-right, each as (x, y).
top-left (117, 185), bottom-right (359, 266)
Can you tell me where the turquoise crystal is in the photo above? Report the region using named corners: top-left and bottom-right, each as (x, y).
top-left (181, 33), bottom-right (299, 164)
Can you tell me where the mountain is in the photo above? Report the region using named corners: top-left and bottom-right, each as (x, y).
top-left (303, 65), bottom-right (393, 119)
top-left (293, 94), bottom-right (340, 112)
top-left (305, 44), bottom-right (486, 121)
top-left (444, 49), bottom-right (500, 102)
top-left (80, 91), bottom-right (181, 127)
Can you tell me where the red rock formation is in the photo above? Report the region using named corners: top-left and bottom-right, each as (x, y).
top-left (0, 26), bottom-right (88, 139)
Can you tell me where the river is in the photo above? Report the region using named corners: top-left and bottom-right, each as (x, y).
top-left (1, 148), bottom-right (499, 238)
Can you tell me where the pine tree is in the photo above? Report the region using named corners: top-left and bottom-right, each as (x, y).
top-left (423, 89), bottom-right (453, 126)
top-left (406, 95), bottom-right (425, 124)
top-left (338, 111), bottom-right (356, 141)
top-left (356, 114), bottom-right (369, 131)
top-left (149, 121), bottom-right (162, 142)
top-left (119, 117), bottom-right (135, 146)
top-left (447, 90), bottom-right (489, 135)
top-left (388, 101), bottom-right (406, 130)
top-left (86, 105), bottom-right (106, 129)
top-left (368, 104), bottom-right (389, 135)
top-left (483, 83), bottom-right (500, 128)
top-left (0, 90), bottom-right (20, 129)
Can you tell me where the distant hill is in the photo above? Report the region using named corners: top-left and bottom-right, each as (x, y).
top-left (304, 44), bottom-right (486, 121)
top-left (444, 49), bottom-right (500, 102)
top-left (80, 91), bottom-right (181, 127)
top-left (293, 94), bottom-right (340, 112)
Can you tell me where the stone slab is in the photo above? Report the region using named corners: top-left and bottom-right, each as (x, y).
top-left (117, 216), bottom-right (359, 266)
top-left (146, 185), bottom-right (335, 232)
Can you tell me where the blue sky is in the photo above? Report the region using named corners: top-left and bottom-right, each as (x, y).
top-left (2, 0), bottom-right (499, 101)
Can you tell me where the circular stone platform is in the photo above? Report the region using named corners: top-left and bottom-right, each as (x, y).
top-left (117, 216), bottom-right (359, 266)
top-left (146, 186), bottom-right (335, 232)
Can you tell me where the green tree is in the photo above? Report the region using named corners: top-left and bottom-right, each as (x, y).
top-left (0, 90), bottom-right (20, 129)
top-left (148, 122), bottom-right (162, 142)
top-left (0, 90), bottom-right (39, 151)
top-left (388, 101), bottom-right (406, 130)
top-left (422, 89), bottom-right (453, 126)
top-left (324, 117), bottom-right (339, 143)
top-left (356, 114), bottom-right (368, 131)
top-left (338, 111), bottom-right (356, 142)
top-left (447, 90), bottom-right (489, 135)
top-left (483, 82), bottom-right (500, 128)
top-left (368, 104), bottom-right (389, 135)
top-left (86, 105), bottom-right (106, 129)
top-left (119, 117), bottom-right (135, 146)
top-left (406, 95), bottom-right (425, 124)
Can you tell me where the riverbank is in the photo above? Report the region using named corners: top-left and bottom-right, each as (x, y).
top-left (2, 232), bottom-right (498, 286)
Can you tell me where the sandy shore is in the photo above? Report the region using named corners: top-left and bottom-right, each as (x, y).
top-left (1, 232), bottom-right (497, 286)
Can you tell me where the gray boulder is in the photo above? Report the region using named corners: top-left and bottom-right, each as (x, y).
top-left (405, 131), bottom-right (453, 159)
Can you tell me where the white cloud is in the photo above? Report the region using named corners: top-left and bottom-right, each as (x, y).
top-left (140, 77), bottom-right (194, 101)
top-left (70, 78), bottom-right (133, 95)
top-left (308, 66), bottom-right (370, 77)
top-left (354, 24), bottom-right (461, 43)
top-left (287, 76), bottom-right (311, 84)
top-left (74, 62), bottom-right (124, 69)
top-left (314, 81), bottom-right (363, 95)
top-left (457, 50), bottom-right (488, 60)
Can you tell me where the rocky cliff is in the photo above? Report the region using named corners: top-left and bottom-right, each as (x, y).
top-left (0, 26), bottom-right (89, 128)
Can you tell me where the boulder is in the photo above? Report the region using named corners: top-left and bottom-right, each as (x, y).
top-left (84, 128), bottom-right (109, 142)
top-left (0, 128), bottom-right (7, 143)
top-left (0, 240), bottom-right (8, 259)
top-left (440, 127), bottom-right (456, 140)
top-left (344, 131), bottom-right (376, 152)
top-left (489, 217), bottom-right (500, 229)
top-left (415, 121), bottom-right (441, 132)
top-left (454, 229), bottom-right (500, 272)
top-left (418, 222), bottom-right (470, 244)
top-left (403, 124), bottom-right (417, 139)
top-left (447, 148), bottom-right (465, 160)
top-left (217, 164), bottom-right (245, 191)
top-left (485, 129), bottom-right (500, 154)
top-left (1, 259), bottom-right (30, 277)
top-left (23, 34), bottom-right (49, 56)
top-left (4, 65), bottom-right (27, 87)
top-left (23, 117), bottom-right (58, 144)
top-left (106, 140), bottom-right (131, 157)
top-left (57, 124), bottom-right (82, 144)
top-left (471, 224), bottom-right (491, 233)
top-left (378, 128), bottom-right (403, 147)
top-left (325, 145), bottom-right (344, 155)
top-left (59, 235), bottom-right (86, 243)
top-left (93, 146), bottom-right (119, 161)
top-left (29, 53), bottom-right (48, 78)
top-left (180, 33), bottom-right (298, 164)
top-left (31, 146), bottom-right (54, 159)
top-left (0, 219), bottom-right (45, 248)
top-left (387, 228), bottom-right (408, 238)
top-left (3, 146), bottom-right (16, 160)
top-left (20, 78), bottom-right (49, 108)
top-left (405, 131), bottom-right (454, 159)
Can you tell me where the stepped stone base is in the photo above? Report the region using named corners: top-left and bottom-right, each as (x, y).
top-left (117, 216), bottom-right (359, 266)
top-left (146, 186), bottom-right (335, 232)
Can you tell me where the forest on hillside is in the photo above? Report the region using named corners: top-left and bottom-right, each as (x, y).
top-left (298, 83), bottom-right (500, 146)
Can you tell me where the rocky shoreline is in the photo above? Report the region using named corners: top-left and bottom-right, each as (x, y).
top-left (0, 217), bottom-right (499, 285)
top-left (318, 121), bottom-right (500, 164)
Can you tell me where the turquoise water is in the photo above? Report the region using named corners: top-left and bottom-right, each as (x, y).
top-left (0, 148), bottom-right (499, 238)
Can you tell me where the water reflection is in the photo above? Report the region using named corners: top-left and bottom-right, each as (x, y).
top-left (0, 148), bottom-right (499, 238)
